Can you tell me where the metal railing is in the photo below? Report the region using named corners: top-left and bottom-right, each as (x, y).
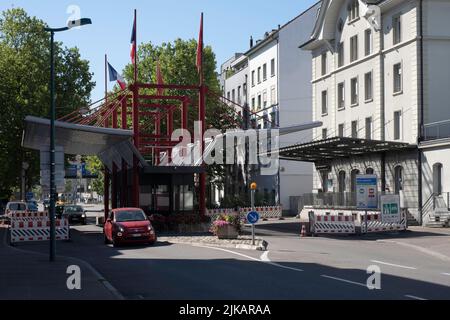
top-left (302, 192), bottom-right (357, 208)
top-left (422, 192), bottom-right (450, 224)
top-left (423, 120), bottom-right (450, 141)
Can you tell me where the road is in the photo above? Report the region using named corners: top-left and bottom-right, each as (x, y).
top-left (15, 217), bottom-right (450, 300)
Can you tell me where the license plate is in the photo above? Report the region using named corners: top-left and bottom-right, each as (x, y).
top-left (131, 234), bottom-right (142, 238)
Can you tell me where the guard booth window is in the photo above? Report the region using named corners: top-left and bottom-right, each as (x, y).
top-left (394, 166), bottom-right (403, 195)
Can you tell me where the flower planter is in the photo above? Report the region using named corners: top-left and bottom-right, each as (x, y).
top-left (216, 224), bottom-right (239, 239)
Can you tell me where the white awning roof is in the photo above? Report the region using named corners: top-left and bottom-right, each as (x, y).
top-left (22, 116), bottom-right (148, 170)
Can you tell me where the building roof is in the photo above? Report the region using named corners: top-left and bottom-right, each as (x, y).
top-left (278, 137), bottom-right (416, 163)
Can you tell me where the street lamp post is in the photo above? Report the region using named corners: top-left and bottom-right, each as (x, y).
top-left (44, 18), bottom-right (92, 262)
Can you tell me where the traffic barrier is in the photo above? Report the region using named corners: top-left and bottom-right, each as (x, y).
top-left (313, 214), bottom-right (356, 234)
top-left (9, 211), bottom-right (69, 244)
top-left (361, 211), bottom-right (407, 233)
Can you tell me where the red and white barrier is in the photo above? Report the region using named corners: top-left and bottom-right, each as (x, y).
top-left (206, 206), bottom-right (283, 221)
top-left (313, 214), bottom-right (356, 234)
top-left (9, 211), bottom-right (70, 244)
top-left (361, 211), bottom-right (407, 233)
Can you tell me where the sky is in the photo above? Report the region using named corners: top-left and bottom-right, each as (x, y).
top-left (1, 0), bottom-right (319, 102)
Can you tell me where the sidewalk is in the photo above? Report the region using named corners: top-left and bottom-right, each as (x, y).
top-left (0, 226), bottom-right (121, 300)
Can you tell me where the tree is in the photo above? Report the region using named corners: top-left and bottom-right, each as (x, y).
top-left (0, 8), bottom-right (95, 199)
top-left (84, 156), bottom-right (104, 196)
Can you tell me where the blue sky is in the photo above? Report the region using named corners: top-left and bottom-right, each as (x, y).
top-left (1, 0), bottom-right (318, 102)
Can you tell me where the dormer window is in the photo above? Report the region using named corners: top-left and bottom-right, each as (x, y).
top-left (349, 0), bottom-right (360, 22)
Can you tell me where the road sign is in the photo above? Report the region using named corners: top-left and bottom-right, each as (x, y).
top-left (381, 195), bottom-right (401, 223)
top-left (356, 175), bottom-right (378, 210)
top-left (247, 211), bottom-right (260, 225)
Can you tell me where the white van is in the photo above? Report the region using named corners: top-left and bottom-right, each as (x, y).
top-left (5, 202), bottom-right (28, 217)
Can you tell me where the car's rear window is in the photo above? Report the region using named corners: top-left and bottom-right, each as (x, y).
top-left (9, 203), bottom-right (26, 211)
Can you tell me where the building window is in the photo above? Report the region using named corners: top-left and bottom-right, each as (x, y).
top-left (349, 0), bottom-right (360, 22)
top-left (237, 86), bottom-right (241, 104)
top-left (365, 117), bottom-right (372, 140)
top-left (351, 169), bottom-right (360, 193)
top-left (322, 128), bottom-right (328, 140)
top-left (364, 72), bottom-right (373, 101)
top-left (257, 67), bottom-right (261, 83)
top-left (271, 86), bottom-right (276, 105)
top-left (338, 123), bottom-right (345, 137)
top-left (366, 168), bottom-right (374, 175)
top-left (263, 63), bottom-right (267, 81)
top-left (394, 110), bottom-right (402, 140)
top-left (257, 94), bottom-right (262, 110)
top-left (227, 91), bottom-right (230, 101)
top-left (338, 171), bottom-right (346, 193)
top-left (337, 42), bottom-right (344, 67)
top-left (232, 89), bottom-right (235, 103)
top-left (365, 29), bottom-right (372, 56)
top-left (433, 163), bottom-right (443, 195)
top-left (393, 14), bottom-right (402, 45)
top-left (338, 82), bottom-right (345, 110)
top-left (263, 90), bottom-right (268, 108)
top-left (350, 35), bottom-right (358, 62)
top-left (322, 90), bottom-right (328, 115)
top-left (251, 97), bottom-right (255, 111)
top-left (252, 71), bottom-right (255, 87)
top-left (321, 52), bottom-right (327, 76)
top-left (351, 77), bottom-right (359, 106)
top-left (351, 120), bottom-right (358, 138)
top-left (394, 166), bottom-right (403, 195)
top-left (393, 63), bottom-right (403, 94)
top-left (271, 59), bottom-right (276, 76)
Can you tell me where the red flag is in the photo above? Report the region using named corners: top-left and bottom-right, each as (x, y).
top-left (156, 61), bottom-right (165, 96)
top-left (196, 13), bottom-right (203, 76)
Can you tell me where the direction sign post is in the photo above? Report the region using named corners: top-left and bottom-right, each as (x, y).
top-left (249, 182), bottom-right (258, 246)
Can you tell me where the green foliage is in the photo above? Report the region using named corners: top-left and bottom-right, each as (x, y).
top-left (85, 156), bottom-right (104, 196)
top-left (0, 8), bottom-right (95, 199)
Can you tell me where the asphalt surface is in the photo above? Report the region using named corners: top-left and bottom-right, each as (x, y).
top-left (12, 217), bottom-right (450, 300)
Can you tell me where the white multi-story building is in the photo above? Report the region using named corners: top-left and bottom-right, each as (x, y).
top-left (285, 0), bottom-right (450, 225)
top-left (221, 3), bottom-right (321, 213)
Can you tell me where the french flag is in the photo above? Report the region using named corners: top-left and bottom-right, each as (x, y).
top-left (130, 13), bottom-right (136, 64)
top-left (108, 63), bottom-right (127, 90)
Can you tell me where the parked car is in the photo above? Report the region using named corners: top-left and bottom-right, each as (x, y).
top-left (5, 202), bottom-right (28, 217)
top-left (63, 205), bottom-right (87, 225)
top-left (103, 208), bottom-right (157, 247)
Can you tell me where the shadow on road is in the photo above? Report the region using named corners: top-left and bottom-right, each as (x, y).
top-left (5, 224), bottom-right (450, 300)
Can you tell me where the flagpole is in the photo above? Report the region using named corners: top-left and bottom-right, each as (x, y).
top-left (198, 12), bottom-right (206, 216)
top-left (105, 54), bottom-right (108, 105)
top-left (134, 9), bottom-right (137, 84)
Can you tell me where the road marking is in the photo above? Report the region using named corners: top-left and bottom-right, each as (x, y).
top-left (321, 275), bottom-right (367, 288)
top-left (371, 260), bottom-right (417, 270)
top-left (405, 295), bottom-right (428, 301)
top-left (442, 273), bottom-right (450, 276)
top-left (195, 245), bottom-right (303, 272)
top-left (260, 251), bottom-right (270, 262)
top-left (377, 240), bottom-right (450, 262)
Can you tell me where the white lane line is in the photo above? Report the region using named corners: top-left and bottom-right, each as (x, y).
top-left (442, 273), bottom-right (450, 276)
top-left (405, 295), bottom-right (428, 301)
top-left (260, 251), bottom-right (270, 262)
top-left (371, 260), bottom-right (417, 270)
top-left (194, 245), bottom-right (303, 272)
top-left (321, 275), bottom-right (367, 288)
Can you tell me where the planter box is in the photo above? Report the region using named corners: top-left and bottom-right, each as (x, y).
top-left (216, 225), bottom-right (239, 239)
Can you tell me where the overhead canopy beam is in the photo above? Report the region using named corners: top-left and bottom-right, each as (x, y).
top-left (22, 116), bottom-right (148, 170)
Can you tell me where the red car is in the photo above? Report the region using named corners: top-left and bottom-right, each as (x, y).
top-left (104, 208), bottom-right (157, 247)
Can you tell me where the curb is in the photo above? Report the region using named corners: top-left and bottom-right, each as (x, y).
top-left (1, 226), bottom-right (124, 300)
top-left (162, 238), bottom-right (268, 251)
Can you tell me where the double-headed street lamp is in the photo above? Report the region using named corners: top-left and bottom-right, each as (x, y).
top-left (44, 18), bottom-right (92, 262)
